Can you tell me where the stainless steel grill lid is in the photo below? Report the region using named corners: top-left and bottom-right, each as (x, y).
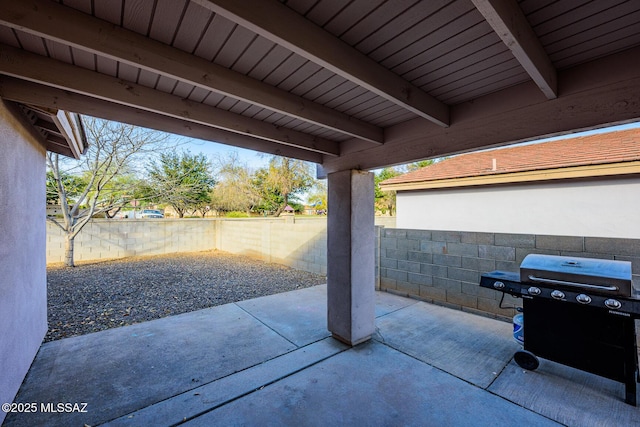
top-left (520, 254), bottom-right (632, 297)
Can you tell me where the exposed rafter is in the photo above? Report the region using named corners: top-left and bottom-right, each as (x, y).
top-left (0, 77), bottom-right (324, 163)
top-left (471, 0), bottom-right (557, 99)
top-left (0, 0), bottom-right (383, 144)
top-left (193, 0), bottom-right (450, 127)
top-left (0, 44), bottom-right (340, 156)
top-left (321, 47), bottom-right (640, 173)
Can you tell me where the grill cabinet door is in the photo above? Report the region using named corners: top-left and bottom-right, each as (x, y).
top-left (523, 298), bottom-right (636, 383)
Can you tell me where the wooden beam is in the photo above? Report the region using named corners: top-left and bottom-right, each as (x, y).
top-left (33, 118), bottom-right (60, 134)
top-left (193, 0), bottom-right (450, 127)
top-left (0, 0), bottom-right (383, 144)
top-left (321, 47), bottom-right (640, 173)
top-left (471, 0), bottom-right (557, 99)
top-left (0, 44), bottom-right (339, 156)
top-left (0, 77), bottom-right (323, 163)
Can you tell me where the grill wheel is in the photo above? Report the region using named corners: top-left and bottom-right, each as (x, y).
top-left (514, 350), bottom-right (540, 371)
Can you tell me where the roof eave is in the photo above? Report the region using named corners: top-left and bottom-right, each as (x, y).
top-left (52, 110), bottom-right (88, 159)
top-left (380, 161), bottom-right (640, 192)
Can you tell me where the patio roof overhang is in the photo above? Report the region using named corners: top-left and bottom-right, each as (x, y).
top-left (13, 103), bottom-right (87, 159)
top-left (0, 0), bottom-right (638, 171)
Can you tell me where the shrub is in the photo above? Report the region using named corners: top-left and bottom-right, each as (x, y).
top-left (225, 211), bottom-right (249, 218)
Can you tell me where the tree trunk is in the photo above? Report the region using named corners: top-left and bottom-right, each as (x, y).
top-left (64, 234), bottom-right (75, 267)
top-left (274, 193), bottom-right (289, 217)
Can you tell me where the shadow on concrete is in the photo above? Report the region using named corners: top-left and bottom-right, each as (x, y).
top-left (4, 285), bottom-right (639, 427)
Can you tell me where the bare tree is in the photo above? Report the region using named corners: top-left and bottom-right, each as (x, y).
top-left (47, 117), bottom-right (169, 267)
top-left (210, 152), bottom-right (261, 215)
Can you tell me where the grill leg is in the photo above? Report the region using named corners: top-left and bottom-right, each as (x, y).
top-left (624, 322), bottom-right (638, 406)
top-left (626, 379), bottom-right (637, 406)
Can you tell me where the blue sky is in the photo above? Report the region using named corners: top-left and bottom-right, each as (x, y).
top-left (175, 137), bottom-right (271, 170)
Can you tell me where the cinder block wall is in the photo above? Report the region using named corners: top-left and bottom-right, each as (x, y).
top-left (379, 229), bottom-right (640, 321)
top-left (216, 218), bottom-right (328, 275)
top-left (47, 221), bottom-right (639, 322)
top-left (47, 218), bottom-right (396, 276)
top-left (46, 218), bottom-right (330, 276)
top-left (47, 219), bottom-right (217, 263)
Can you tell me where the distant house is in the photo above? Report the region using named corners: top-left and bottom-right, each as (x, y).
top-left (380, 129), bottom-right (640, 239)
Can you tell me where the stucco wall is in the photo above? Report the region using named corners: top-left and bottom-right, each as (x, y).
top-left (395, 177), bottom-right (640, 238)
top-left (0, 101), bottom-right (48, 423)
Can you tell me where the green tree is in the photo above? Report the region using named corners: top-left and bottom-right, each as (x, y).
top-left (251, 167), bottom-right (283, 215)
top-left (406, 159), bottom-right (435, 172)
top-left (47, 117), bottom-right (169, 267)
top-left (46, 170), bottom-right (86, 206)
top-left (85, 173), bottom-right (149, 218)
top-left (255, 156), bottom-right (314, 216)
top-left (374, 167), bottom-right (402, 215)
top-left (307, 180), bottom-right (327, 213)
top-left (147, 151), bottom-right (216, 218)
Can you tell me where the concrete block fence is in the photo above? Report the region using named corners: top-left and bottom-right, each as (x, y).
top-left (47, 218), bottom-right (333, 276)
top-left (47, 220), bottom-right (638, 321)
top-left (47, 218), bottom-right (394, 275)
top-left (215, 218), bottom-right (328, 275)
top-left (378, 229), bottom-right (640, 321)
top-left (47, 219), bottom-right (217, 263)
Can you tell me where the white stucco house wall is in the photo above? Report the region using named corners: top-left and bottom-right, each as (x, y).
top-left (380, 128), bottom-right (640, 239)
top-left (0, 101), bottom-right (86, 421)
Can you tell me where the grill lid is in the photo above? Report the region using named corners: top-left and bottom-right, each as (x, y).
top-left (520, 254), bottom-right (632, 296)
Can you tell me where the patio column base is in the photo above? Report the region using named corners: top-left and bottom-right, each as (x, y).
top-left (327, 169), bottom-right (375, 347)
top-left (331, 332), bottom-right (372, 347)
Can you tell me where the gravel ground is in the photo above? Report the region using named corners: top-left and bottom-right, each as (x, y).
top-left (45, 250), bottom-right (326, 342)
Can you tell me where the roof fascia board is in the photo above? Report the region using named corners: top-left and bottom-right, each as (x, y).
top-left (0, 76), bottom-right (323, 163)
top-left (51, 110), bottom-right (85, 159)
top-left (0, 44), bottom-right (339, 156)
top-left (380, 161), bottom-right (640, 191)
top-left (471, 0), bottom-right (557, 99)
top-left (194, 0), bottom-right (450, 127)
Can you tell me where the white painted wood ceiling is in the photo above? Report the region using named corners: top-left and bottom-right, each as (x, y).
top-left (0, 0), bottom-right (639, 171)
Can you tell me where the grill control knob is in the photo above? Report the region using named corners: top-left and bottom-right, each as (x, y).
top-left (604, 299), bottom-right (622, 310)
top-left (528, 286), bottom-right (541, 296)
top-left (576, 294), bottom-right (592, 304)
top-left (551, 290), bottom-right (565, 300)
top-left (493, 281), bottom-right (505, 290)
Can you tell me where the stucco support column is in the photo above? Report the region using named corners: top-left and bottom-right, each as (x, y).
top-left (327, 169), bottom-right (375, 346)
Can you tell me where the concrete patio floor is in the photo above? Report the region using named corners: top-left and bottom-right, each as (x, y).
top-left (4, 285), bottom-right (639, 427)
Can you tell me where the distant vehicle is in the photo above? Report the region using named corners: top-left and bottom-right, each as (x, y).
top-left (139, 209), bottom-right (164, 219)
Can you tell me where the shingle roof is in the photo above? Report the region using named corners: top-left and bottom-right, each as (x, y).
top-left (381, 128), bottom-right (640, 187)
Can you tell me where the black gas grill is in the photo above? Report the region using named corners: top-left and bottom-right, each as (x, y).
top-left (480, 254), bottom-right (640, 405)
